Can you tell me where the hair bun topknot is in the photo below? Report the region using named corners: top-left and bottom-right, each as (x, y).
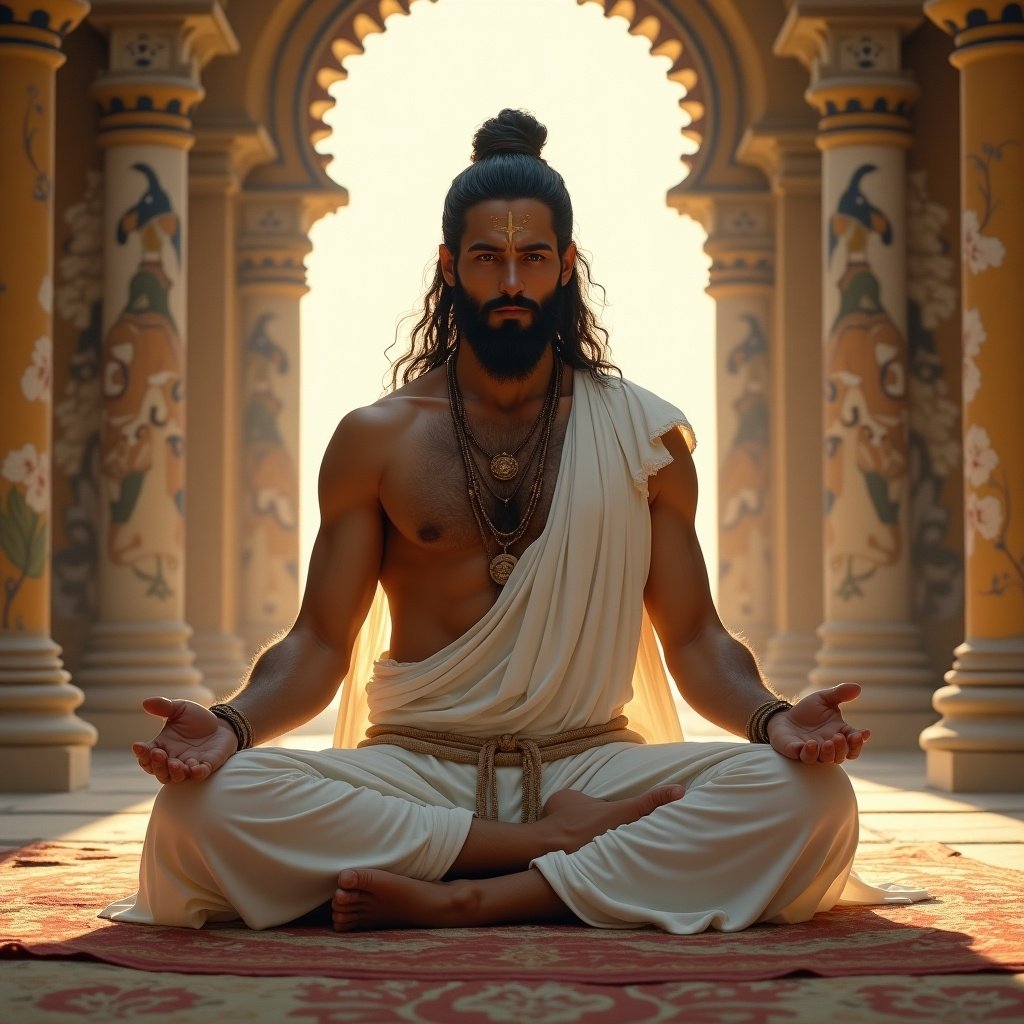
top-left (471, 109), bottom-right (547, 163)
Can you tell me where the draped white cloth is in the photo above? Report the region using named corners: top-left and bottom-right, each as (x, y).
top-left (335, 372), bottom-right (692, 748)
top-left (100, 371), bottom-right (927, 932)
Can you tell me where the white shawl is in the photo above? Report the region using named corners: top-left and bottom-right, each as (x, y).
top-left (334, 372), bottom-right (695, 748)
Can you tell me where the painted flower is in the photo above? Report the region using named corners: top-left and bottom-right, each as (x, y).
top-left (2, 443), bottom-right (48, 515)
top-left (56, 170), bottom-right (103, 330)
top-left (863, 980), bottom-right (1024, 1020)
top-left (963, 209), bottom-right (1005, 274)
top-left (37, 274), bottom-right (52, 314)
top-left (906, 170), bottom-right (956, 330)
top-left (20, 335), bottom-right (52, 403)
top-left (964, 424), bottom-right (999, 487)
top-left (909, 376), bottom-right (960, 478)
top-left (965, 491), bottom-right (1003, 555)
top-left (962, 307), bottom-right (987, 403)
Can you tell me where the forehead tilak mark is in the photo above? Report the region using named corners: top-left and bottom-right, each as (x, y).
top-left (490, 211), bottom-right (531, 248)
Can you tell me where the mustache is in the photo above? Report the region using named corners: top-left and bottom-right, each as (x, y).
top-left (480, 296), bottom-right (541, 315)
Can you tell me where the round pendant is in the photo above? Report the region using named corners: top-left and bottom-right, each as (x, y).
top-left (490, 453), bottom-right (519, 481)
top-left (489, 552), bottom-right (518, 586)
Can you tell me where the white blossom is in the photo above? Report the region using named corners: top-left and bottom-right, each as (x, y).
top-left (965, 490), bottom-right (1003, 555)
top-left (2, 443), bottom-right (49, 515)
top-left (962, 307), bottom-right (987, 403)
top-left (963, 209), bottom-right (1006, 274)
top-left (964, 424), bottom-right (999, 487)
top-left (37, 275), bottom-right (52, 314)
top-left (20, 336), bottom-right (52, 403)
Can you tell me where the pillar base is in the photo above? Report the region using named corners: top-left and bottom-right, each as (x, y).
top-left (77, 620), bottom-right (211, 749)
top-left (762, 629), bottom-right (818, 698)
top-left (0, 635), bottom-right (97, 792)
top-left (926, 749), bottom-right (1024, 793)
top-left (920, 638), bottom-right (1024, 791)
top-left (809, 620), bottom-right (938, 749)
top-left (191, 629), bottom-right (249, 701)
top-left (0, 744), bottom-right (92, 793)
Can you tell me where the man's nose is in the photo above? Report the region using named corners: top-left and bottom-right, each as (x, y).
top-left (499, 262), bottom-right (524, 297)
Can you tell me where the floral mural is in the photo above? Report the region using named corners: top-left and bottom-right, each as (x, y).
top-left (962, 141), bottom-right (1022, 599)
top-left (0, 277), bottom-right (53, 629)
top-left (824, 162), bottom-right (909, 601)
top-left (906, 169), bottom-right (962, 621)
top-left (100, 162), bottom-right (184, 600)
top-left (52, 169), bottom-right (104, 622)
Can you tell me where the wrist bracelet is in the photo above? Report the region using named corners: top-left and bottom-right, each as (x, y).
top-left (745, 698), bottom-right (793, 744)
top-left (209, 702), bottom-right (255, 751)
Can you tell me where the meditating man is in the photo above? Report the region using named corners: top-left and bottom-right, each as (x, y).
top-left (102, 109), bottom-right (903, 934)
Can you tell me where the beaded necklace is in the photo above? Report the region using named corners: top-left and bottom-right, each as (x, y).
top-left (446, 353), bottom-right (561, 585)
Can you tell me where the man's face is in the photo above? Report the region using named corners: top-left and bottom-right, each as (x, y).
top-left (440, 198), bottom-right (576, 381)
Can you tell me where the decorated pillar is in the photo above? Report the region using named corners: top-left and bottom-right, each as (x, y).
top-left (920, 1), bottom-right (1024, 791)
top-left (235, 194), bottom-right (309, 659)
top-left (740, 127), bottom-right (825, 694)
top-left (779, 6), bottom-right (937, 747)
top-left (185, 126), bottom-right (273, 695)
top-left (688, 195), bottom-right (775, 660)
top-left (0, 1), bottom-right (97, 791)
top-left (76, 7), bottom-right (236, 745)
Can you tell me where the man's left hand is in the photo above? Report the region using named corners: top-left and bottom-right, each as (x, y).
top-left (767, 682), bottom-right (869, 764)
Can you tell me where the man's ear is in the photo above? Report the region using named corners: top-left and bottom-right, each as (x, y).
top-left (439, 244), bottom-right (456, 287)
top-left (560, 242), bottom-right (577, 286)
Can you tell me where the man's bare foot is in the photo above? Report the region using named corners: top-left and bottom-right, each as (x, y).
top-left (332, 866), bottom-right (569, 932)
top-left (332, 869), bottom-right (480, 931)
top-left (541, 784), bottom-right (684, 854)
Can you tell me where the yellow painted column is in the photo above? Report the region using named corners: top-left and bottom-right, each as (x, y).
top-left (701, 196), bottom-right (776, 660)
top-left (780, 8), bottom-right (938, 747)
top-left (921, 1), bottom-right (1024, 791)
top-left (740, 128), bottom-right (825, 695)
top-left (235, 194), bottom-right (308, 659)
top-left (0, 1), bottom-right (97, 791)
top-left (75, 12), bottom-right (235, 745)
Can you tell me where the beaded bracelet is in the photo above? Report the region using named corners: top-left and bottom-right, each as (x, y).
top-left (209, 702), bottom-right (255, 751)
top-left (745, 698), bottom-right (794, 744)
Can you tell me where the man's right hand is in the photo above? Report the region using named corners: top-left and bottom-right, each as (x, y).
top-left (132, 696), bottom-right (239, 785)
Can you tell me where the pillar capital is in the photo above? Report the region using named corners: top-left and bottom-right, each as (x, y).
top-left (89, 76), bottom-right (204, 150)
top-left (738, 120), bottom-right (822, 197)
top-left (0, 0), bottom-right (90, 64)
top-left (237, 192), bottom-right (318, 297)
top-left (775, 3), bottom-right (924, 78)
top-left (190, 119), bottom-right (276, 196)
top-left (926, 1), bottom-right (1024, 64)
top-left (682, 193), bottom-right (774, 299)
top-left (86, 1), bottom-right (238, 72)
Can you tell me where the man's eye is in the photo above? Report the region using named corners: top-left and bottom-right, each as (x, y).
top-left (476, 253), bottom-right (496, 263)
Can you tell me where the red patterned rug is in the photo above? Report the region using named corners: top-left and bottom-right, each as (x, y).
top-left (2, 841), bottom-right (1022, 984)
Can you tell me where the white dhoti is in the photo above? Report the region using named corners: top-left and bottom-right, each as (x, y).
top-left (101, 372), bottom-right (926, 932)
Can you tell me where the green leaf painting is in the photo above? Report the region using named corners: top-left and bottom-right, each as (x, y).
top-left (0, 487), bottom-right (45, 577)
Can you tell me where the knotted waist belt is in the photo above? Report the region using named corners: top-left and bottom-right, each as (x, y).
top-left (359, 715), bottom-right (645, 823)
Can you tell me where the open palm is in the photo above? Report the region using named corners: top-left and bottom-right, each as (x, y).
top-left (768, 682), bottom-right (869, 765)
top-left (132, 697), bottom-right (238, 784)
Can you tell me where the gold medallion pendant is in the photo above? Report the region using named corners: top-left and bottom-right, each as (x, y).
top-left (489, 553), bottom-right (518, 585)
top-left (490, 453), bottom-right (519, 480)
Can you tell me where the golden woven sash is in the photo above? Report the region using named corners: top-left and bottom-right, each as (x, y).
top-left (359, 715), bottom-right (644, 822)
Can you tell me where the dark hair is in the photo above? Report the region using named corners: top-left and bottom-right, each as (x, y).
top-left (390, 109), bottom-right (619, 388)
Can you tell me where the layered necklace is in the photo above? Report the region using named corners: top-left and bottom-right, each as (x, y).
top-left (447, 353), bottom-right (561, 586)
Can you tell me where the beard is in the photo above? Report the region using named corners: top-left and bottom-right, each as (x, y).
top-left (451, 280), bottom-right (562, 382)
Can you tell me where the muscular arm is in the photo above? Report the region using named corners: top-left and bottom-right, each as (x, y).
top-left (133, 406), bottom-right (391, 781)
top-left (643, 428), bottom-right (778, 737)
top-left (224, 408), bottom-right (387, 743)
top-left (643, 428), bottom-right (868, 763)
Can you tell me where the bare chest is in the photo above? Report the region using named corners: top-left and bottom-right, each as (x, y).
top-left (381, 400), bottom-right (570, 558)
